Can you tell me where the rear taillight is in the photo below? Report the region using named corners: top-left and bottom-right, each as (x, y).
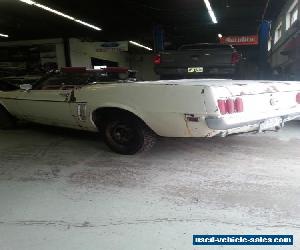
top-left (218, 100), bottom-right (226, 115)
top-left (218, 98), bottom-right (244, 115)
top-left (296, 93), bottom-right (300, 104)
top-left (226, 99), bottom-right (235, 114)
top-left (153, 54), bottom-right (161, 65)
top-left (235, 97), bottom-right (244, 112)
top-left (231, 52), bottom-right (241, 65)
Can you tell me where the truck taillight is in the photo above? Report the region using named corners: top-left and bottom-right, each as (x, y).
top-left (153, 54), bottom-right (161, 65)
top-left (296, 93), bottom-right (300, 104)
top-left (231, 52), bottom-right (240, 65)
top-left (218, 98), bottom-right (244, 115)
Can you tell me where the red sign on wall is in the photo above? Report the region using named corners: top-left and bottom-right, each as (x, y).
top-left (220, 35), bottom-right (259, 46)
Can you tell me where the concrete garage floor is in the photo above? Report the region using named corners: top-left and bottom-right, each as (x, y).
top-left (0, 122), bottom-right (300, 250)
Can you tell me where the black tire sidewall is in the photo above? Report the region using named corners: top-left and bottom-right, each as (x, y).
top-left (104, 117), bottom-right (145, 155)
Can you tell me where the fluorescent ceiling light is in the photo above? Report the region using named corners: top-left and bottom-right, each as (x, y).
top-left (19, 0), bottom-right (101, 31)
top-left (0, 33), bottom-right (9, 38)
top-left (203, 0), bottom-right (218, 24)
top-left (19, 0), bottom-right (35, 4)
top-left (129, 41), bottom-right (153, 51)
top-left (75, 20), bottom-right (101, 31)
top-left (34, 3), bottom-right (75, 20)
top-left (218, 33), bottom-right (223, 38)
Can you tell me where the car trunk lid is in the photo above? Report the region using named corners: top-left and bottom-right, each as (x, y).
top-left (205, 81), bottom-right (300, 116)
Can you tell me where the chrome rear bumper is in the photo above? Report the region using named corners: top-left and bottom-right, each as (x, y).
top-left (206, 112), bottom-right (300, 131)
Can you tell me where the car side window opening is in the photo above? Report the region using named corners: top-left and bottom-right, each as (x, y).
top-left (38, 75), bottom-right (69, 90)
top-left (0, 79), bottom-right (19, 91)
top-left (0, 77), bottom-right (41, 91)
top-left (37, 73), bottom-right (87, 90)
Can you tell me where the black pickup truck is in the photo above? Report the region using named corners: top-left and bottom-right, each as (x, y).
top-left (154, 43), bottom-right (241, 79)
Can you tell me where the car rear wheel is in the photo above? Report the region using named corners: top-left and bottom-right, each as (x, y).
top-left (0, 106), bottom-right (16, 129)
top-left (103, 116), bottom-right (156, 155)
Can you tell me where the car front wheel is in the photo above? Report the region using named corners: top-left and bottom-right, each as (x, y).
top-left (103, 116), bottom-right (156, 155)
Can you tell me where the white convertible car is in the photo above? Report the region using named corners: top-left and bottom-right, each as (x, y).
top-left (1, 67), bottom-right (300, 154)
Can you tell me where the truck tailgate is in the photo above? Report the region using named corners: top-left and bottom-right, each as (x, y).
top-left (160, 49), bottom-right (233, 68)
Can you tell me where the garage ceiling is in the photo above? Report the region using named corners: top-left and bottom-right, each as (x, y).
top-left (0, 0), bottom-right (286, 46)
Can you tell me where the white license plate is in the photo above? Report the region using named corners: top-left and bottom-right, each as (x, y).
top-left (260, 117), bottom-right (282, 131)
top-left (188, 67), bottom-right (203, 73)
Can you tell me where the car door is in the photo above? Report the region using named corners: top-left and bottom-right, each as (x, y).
top-left (18, 74), bottom-right (78, 128)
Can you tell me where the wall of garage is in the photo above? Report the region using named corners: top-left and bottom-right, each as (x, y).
top-left (69, 38), bottom-right (159, 81)
top-left (0, 37), bottom-right (160, 81)
top-left (0, 38), bottom-right (66, 70)
top-left (129, 54), bottom-right (160, 81)
top-left (268, 0), bottom-right (300, 69)
top-left (69, 38), bottom-right (130, 68)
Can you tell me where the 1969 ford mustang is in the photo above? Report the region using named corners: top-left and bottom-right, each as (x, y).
top-left (1, 67), bottom-right (300, 154)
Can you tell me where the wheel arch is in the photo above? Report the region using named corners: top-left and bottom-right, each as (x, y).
top-left (91, 106), bottom-right (153, 132)
top-left (0, 101), bottom-right (17, 129)
top-left (0, 102), bottom-right (10, 112)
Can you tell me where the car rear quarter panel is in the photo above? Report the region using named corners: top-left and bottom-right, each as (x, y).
top-left (75, 84), bottom-right (215, 137)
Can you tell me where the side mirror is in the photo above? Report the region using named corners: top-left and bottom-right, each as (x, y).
top-left (20, 84), bottom-right (33, 91)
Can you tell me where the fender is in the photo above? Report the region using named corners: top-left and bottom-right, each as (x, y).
top-left (90, 102), bottom-right (149, 128)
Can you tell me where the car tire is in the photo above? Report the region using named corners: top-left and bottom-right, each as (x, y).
top-left (0, 105), bottom-right (16, 129)
top-left (103, 115), bottom-right (156, 155)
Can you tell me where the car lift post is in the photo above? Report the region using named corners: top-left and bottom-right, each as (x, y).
top-left (258, 20), bottom-right (271, 79)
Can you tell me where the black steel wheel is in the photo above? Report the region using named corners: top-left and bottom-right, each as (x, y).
top-left (103, 116), bottom-right (156, 155)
